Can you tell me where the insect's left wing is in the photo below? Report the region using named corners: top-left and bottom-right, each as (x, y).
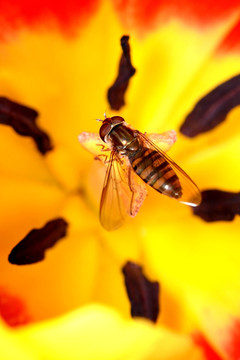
top-left (78, 132), bottom-right (110, 158)
top-left (100, 152), bottom-right (147, 231)
top-left (79, 131), bottom-right (147, 230)
top-left (138, 131), bottom-right (201, 207)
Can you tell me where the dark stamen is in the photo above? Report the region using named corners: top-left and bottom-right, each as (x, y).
top-left (0, 97), bottom-right (53, 154)
top-left (8, 218), bottom-right (68, 265)
top-left (122, 261), bottom-right (160, 323)
top-left (193, 189), bottom-right (240, 222)
top-left (107, 35), bottom-right (136, 110)
top-left (180, 74), bottom-right (240, 137)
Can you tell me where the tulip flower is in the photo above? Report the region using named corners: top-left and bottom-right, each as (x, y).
top-left (0, 1), bottom-right (240, 359)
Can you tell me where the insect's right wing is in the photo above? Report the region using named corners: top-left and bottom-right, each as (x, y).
top-left (99, 152), bottom-right (147, 231)
top-left (138, 131), bottom-right (201, 206)
top-left (146, 130), bottom-right (177, 152)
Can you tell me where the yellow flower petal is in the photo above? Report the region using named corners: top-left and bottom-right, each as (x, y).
top-left (0, 127), bottom-right (56, 183)
top-left (0, 321), bottom-right (36, 360)
top-left (0, 177), bottom-right (64, 247)
top-left (15, 305), bottom-right (204, 360)
top-left (0, 1), bottom-right (240, 359)
top-left (141, 217), bottom-right (240, 333)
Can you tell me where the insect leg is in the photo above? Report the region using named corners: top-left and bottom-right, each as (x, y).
top-left (96, 143), bottom-right (110, 151)
top-left (94, 154), bottom-right (109, 162)
top-left (95, 144), bottom-right (111, 162)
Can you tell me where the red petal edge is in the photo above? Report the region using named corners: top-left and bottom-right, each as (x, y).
top-left (112, 0), bottom-right (240, 47)
top-left (218, 19), bottom-right (240, 53)
top-left (193, 333), bottom-right (223, 360)
top-left (0, 0), bottom-right (100, 38)
top-left (0, 287), bottom-right (31, 327)
top-left (193, 324), bottom-right (240, 360)
top-left (222, 319), bottom-right (240, 360)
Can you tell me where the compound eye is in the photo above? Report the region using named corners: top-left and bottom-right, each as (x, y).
top-left (111, 116), bottom-right (124, 126)
top-left (99, 122), bottom-right (112, 142)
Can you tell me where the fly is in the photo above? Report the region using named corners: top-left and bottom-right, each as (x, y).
top-left (79, 116), bottom-right (201, 230)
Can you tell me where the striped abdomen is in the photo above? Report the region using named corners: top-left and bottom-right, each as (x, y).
top-left (128, 148), bottom-right (182, 199)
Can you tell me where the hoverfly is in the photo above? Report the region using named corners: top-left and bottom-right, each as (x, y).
top-left (79, 116), bottom-right (201, 231)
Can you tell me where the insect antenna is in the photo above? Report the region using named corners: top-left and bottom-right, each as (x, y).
top-left (96, 111), bottom-right (108, 122)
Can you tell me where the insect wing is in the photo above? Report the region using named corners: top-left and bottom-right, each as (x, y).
top-left (127, 164), bottom-right (148, 217)
top-left (100, 152), bottom-right (129, 231)
top-left (138, 132), bottom-right (201, 206)
top-left (78, 132), bottom-right (110, 159)
top-left (100, 152), bottom-right (147, 231)
top-left (146, 130), bottom-right (177, 153)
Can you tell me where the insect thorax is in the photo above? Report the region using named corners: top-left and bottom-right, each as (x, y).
top-left (108, 124), bottom-right (140, 153)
